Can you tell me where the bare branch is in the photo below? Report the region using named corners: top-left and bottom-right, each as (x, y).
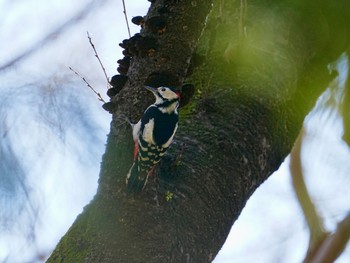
top-left (290, 128), bottom-right (328, 261)
top-left (341, 55), bottom-right (350, 146)
top-left (291, 129), bottom-right (350, 262)
top-left (121, 0), bottom-right (131, 38)
top-left (86, 32), bottom-right (110, 89)
top-left (69, 66), bottom-right (106, 103)
top-left (309, 213), bottom-right (350, 263)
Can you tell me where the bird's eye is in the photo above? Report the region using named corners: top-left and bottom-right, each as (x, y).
top-left (160, 87), bottom-right (166, 92)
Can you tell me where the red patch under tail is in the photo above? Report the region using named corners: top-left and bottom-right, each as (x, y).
top-left (133, 141), bottom-right (139, 160)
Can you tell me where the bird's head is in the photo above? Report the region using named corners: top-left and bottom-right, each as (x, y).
top-left (145, 86), bottom-right (180, 104)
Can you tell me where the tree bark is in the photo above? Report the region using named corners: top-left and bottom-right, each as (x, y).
top-left (47, 0), bottom-right (350, 262)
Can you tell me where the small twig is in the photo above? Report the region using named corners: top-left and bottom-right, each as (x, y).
top-left (290, 128), bottom-right (328, 261)
top-left (121, 0), bottom-right (131, 38)
top-left (86, 31), bottom-right (110, 88)
top-left (341, 59), bottom-right (350, 146)
top-left (69, 66), bottom-right (106, 103)
top-left (309, 213), bottom-right (350, 263)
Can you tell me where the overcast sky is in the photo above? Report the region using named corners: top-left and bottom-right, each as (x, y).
top-left (0, 1), bottom-right (349, 262)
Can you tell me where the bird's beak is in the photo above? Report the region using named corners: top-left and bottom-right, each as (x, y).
top-left (144, 85), bottom-right (157, 95)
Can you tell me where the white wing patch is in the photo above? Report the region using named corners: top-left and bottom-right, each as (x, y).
top-left (142, 118), bottom-right (155, 144)
top-left (132, 121), bottom-right (141, 142)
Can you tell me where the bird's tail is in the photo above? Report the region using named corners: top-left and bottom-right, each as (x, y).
top-left (126, 160), bottom-right (149, 193)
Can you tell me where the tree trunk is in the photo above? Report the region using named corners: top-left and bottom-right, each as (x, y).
top-left (47, 0), bottom-right (350, 262)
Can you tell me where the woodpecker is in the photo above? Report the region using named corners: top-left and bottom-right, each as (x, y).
top-left (126, 86), bottom-right (180, 192)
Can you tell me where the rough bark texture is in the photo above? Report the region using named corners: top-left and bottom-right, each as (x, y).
top-left (47, 0), bottom-right (350, 262)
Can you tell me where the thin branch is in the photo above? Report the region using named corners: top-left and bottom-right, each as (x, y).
top-left (341, 54), bottom-right (350, 146)
top-left (86, 31), bottom-right (110, 89)
top-left (309, 213), bottom-right (350, 263)
top-left (291, 129), bottom-right (350, 262)
top-left (289, 128), bottom-right (328, 261)
top-left (69, 66), bottom-right (106, 103)
top-left (121, 0), bottom-right (131, 38)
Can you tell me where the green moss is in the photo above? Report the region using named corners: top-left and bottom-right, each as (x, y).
top-left (165, 191), bottom-right (174, 201)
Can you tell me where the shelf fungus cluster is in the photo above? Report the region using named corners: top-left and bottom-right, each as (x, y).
top-left (103, 2), bottom-right (195, 113)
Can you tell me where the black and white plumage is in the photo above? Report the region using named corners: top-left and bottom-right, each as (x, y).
top-left (126, 86), bottom-right (180, 192)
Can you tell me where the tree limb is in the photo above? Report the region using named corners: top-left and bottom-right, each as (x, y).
top-left (309, 213), bottom-right (350, 263)
top-left (47, 0), bottom-right (350, 262)
top-left (290, 129), bottom-right (328, 261)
